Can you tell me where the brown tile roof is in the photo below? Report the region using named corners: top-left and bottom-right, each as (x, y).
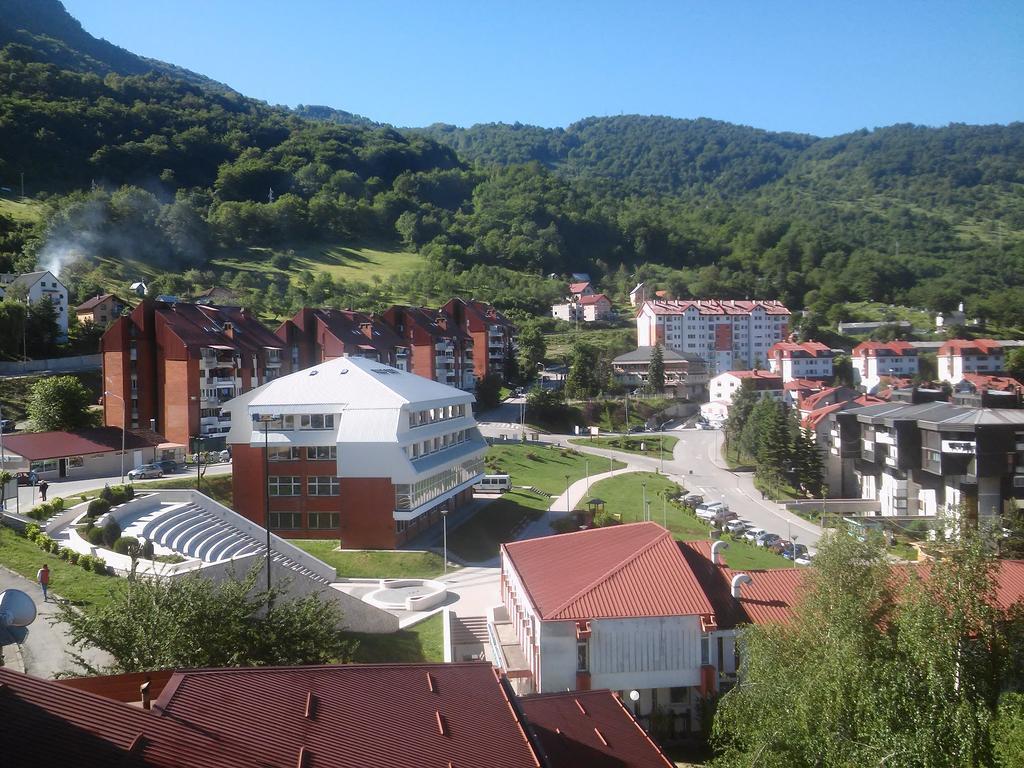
top-left (579, 293), bottom-right (610, 306)
top-left (75, 293), bottom-right (122, 312)
top-left (959, 373), bottom-right (1024, 393)
top-left (503, 523), bottom-right (714, 621)
top-left (937, 338), bottom-right (1003, 356)
top-left (852, 340), bottom-right (917, 357)
top-left (2, 427), bottom-right (165, 461)
top-left (568, 281), bottom-right (592, 294)
top-left (156, 302), bottom-right (282, 355)
top-left (520, 689), bottom-right (674, 768)
top-left (768, 341), bottom-right (833, 358)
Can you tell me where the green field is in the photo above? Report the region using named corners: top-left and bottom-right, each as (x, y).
top-left (583, 472), bottom-right (707, 538)
top-left (485, 443), bottom-right (625, 494)
top-left (714, 535), bottom-right (792, 569)
top-left (345, 612), bottom-right (444, 664)
top-left (544, 326), bottom-right (635, 360)
top-left (569, 434), bottom-right (678, 458)
top-left (143, 474), bottom-right (234, 507)
top-left (0, 525), bottom-right (116, 609)
top-left (212, 242), bottom-right (426, 285)
top-left (0, 196), bottom-right (42, 221)
top-left (290, 543), bottom-right (450, 579)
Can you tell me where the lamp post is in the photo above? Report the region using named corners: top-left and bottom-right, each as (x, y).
top-left (103, 390), bottom-right (126, 484)
top-left (441, 508), bottom-right (449, 575)
top-left (642, 479), bottom-right (647, 522)
top-left (585, 459), bottom-right (589, 493)
top-left (192, 434), bottom-right (207, 492)
top-left (254, 413), bottom-right (277, 593)
top-left (565, 474), bottom-right (571, 515)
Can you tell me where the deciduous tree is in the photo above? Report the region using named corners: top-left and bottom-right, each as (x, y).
top-left (28, 374), bottom-right (100, 431)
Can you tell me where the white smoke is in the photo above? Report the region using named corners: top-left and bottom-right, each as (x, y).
top-left (35, 197), bottom-right (109, 278)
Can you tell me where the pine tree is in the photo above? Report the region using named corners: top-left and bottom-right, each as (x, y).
top-left (647, 343), bottom-right (665, 393)
top-left (794, 426), bottom-right (825, 497)
top-left (725, 380), bottom-right (760, 460)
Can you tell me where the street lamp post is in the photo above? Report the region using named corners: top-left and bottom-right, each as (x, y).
top-left (565, 474), bottom-right (571, 515)
top-left (585, 459), bottom-right (589, 493)
top-left (253, 414), bottom-right (278, 593)
top-left (642, 480), bottom-right (647, 522)
top-left (103, 390), bottom-right (126, 484)
top-left (441, 508), bottom-right (449, 575)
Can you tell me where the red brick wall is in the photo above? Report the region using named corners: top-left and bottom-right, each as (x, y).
top-left (339, 477), bottom-right (397, 548)
top-left (162, 358), bottom-right (196, 446)
top-left (232, 443), bottom-right (268, 526)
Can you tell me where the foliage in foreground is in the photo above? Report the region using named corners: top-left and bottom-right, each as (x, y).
top-left (55, 562), bottom-right (357, 674)
top-left (711, 532), bottom-right (1024, 768)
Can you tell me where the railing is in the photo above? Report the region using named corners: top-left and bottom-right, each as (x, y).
top-left (486, 620), bottom-right (510, 671)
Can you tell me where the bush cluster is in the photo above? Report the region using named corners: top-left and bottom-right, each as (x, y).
top-left (23, 523), bottom-right (108, 576)
top-left (26, 496), bottom-right (65, 522)
top-left (98, 484), bottom-right (135, 505)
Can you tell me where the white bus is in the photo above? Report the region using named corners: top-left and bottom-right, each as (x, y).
top-left (474, 474), bottom-right (511, 493)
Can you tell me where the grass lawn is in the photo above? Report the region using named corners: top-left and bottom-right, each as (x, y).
top-left (290, 543), bottom-right (450, 579)
top-left (569, 435), bottom-right (678, 458)
top-left (211, 241), bottom-right (426, 286)
top-left (0, 196), bottom-right (42, 221)
top-left (583, 472), bottom-right (708, 539)
top-left (143, 474), bottom-right (234, 507)
top-left (713, 534), bottom-right (793, 569)
top-left (0, 525), bottom-right (117, 609)
top-left (485, 443), bottom-right (626, 494)
top-left (447, 489), bottom-right (548, 562)
top-left (345, 612), bottom-right (444, 664)
top-left (544, 326), bottom-right (635, 360)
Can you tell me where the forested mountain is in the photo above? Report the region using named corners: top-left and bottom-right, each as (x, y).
top-left (0, 0), bottom-right (1022, 333)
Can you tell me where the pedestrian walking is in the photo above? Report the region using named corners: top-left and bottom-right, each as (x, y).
top-left (37, 563), bottom-right (50, 602)
top-left (38, 479), bottom-right (49, 501)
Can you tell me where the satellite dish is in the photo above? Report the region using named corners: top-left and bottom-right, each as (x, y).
top-left (628, 690), bottom-right (640, 702)
top-left (0, 589), bottom-right (37, 628)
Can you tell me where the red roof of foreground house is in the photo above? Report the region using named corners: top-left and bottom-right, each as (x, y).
top-left (784, 378), bottom-right (827, 393)
top-left (641, 299), bottom-right (791, 316)
top-left (579, 293), bottom-right (610, 306)
top-left (959, 373), bottom-right (1024, 393)
top-left (503, 522), bottom-right (714, 621)
top-left (75, 293), bottom-right (123, 312)
top-left (937, 338), bottom-right (1003, 356)
top-left (568, 281), bottom-right (592, 295)
top-left (2, 427), bottom-right (167, 461)
top-left (802, 395), bottom-right (887, 429)
top-left (718, 370), bottom-right (784, 391)
top-left (520, 690), bottom-right (674, 768)
top-left (767, 341), bottom-right (833, 358)
top-left (852, 340), bottom-right (917, 357)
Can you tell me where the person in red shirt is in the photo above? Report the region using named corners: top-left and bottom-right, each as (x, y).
top-left (37, 564), bottom-right (50, 602)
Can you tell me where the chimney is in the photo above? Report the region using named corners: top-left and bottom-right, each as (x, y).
top-left (140, 678), bottom-right (152, 710)
top-left (223, 321), bottom-right (234, 339)
top-left (711, 540), bottom-right (729, 565)
top-left (360, 322), bottom-right (374, 340)
top-left (731, 573), bottom-right (752, 599)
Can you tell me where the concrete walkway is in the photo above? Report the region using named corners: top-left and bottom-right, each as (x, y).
top-left (0, 565), bottom-right (112, 678)
top-left (520, 466), bottom-right (644, 542)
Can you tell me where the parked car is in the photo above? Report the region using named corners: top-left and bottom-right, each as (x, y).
top-left (725, 519), bottom-right (749, 534)
top-left (0, 418), bottom-right (16, 433)
top-left (628, 425), bottom-right (645, 434)
top-left (127, 464), bottom-right (164, 480)
top-left (783, 543), bottom-right (809, 560)
top-left (156, 459), bottom-right (180, 474)
top-left (15, 470), bottom-right (38, 486)
top-left (681, 493), bottom-right (704, 507)
top-left (218, 449), bottom-right (231, 462)
top-left (795, 553), bottom-right (813, 566)
top-left (768, 539), bottom-right (791, 555)
top-left (756, 533), bottom-right (782, 549)
top-left (742, 527), bottom-right (766, 543)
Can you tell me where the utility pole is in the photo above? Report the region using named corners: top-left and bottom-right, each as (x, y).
top-left (19, 172), bottom-right (24, 198)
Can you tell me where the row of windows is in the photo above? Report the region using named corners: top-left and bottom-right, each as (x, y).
top-left (267, 446), bottom-right (337, 461)
top-left (266, 414), bottom-right (336, 430)
top-left (269, 512), bottom-right (339, 530)
top-left (268, 476), bottom-right (340, 496)
top-left (405, 429), bottom-right (472, 460)
top-left (408, 403), bottom-right (467, 429)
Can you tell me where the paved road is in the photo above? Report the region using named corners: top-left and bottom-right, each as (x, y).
top-left (0, 565), bottom-right (111, 678)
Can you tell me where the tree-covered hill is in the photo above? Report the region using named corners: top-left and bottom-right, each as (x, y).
top-left (0, 0), bottom-right (1023, 335)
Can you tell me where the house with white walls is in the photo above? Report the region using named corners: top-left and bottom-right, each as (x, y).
top-left (0, 269), bottom-right (69, 337)
top-left (766, 340), bottom-right (834, 382)
top-left (851, 340), bottom-right (920, 392)
top-left (936, 339), bottom-right (1005, 385)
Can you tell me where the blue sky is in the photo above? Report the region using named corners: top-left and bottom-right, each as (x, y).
top-left (63, 1), bottom-right (1023, 136)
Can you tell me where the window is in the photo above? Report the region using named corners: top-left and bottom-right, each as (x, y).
top-left (268, 446), bottom-right (301, 461)
top-left (701, 636), bottom-right (710, 665)
top-left (306, 446), bottom-right (337, 461)
top-left (268, 476), bottom-right (300, 496)
top-left (308, 476), bottom-right (340, 496)
top-left (308, 512), bottom-right (340, 529)
top-left (670, 687), bottom-right (688, 704)
top-left (269, 512), bottom-right (302, 529)
top-left (300, 414), bottom-right (335, 430)
top-left (576, 640), bottom-right (589, 672)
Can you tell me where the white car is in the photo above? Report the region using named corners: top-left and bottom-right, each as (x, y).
top-left (742, 527), bottom-right (766, 543)
top-left (725, 519), bottom-right (749, 534)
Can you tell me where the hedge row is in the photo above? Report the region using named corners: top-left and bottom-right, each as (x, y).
top-left (24, 523), bottom-right (109, 575)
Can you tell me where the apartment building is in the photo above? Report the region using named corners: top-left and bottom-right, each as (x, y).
top-left (380, 305), bottom-right (475, 390)
top-left (936, 338), bottom-right (1005, 384)
top-left (224, 356), bottom-right (485, 548)
top-left (612, 347), bottom-right (708, 398)
top-left (636, 299), bottom-right (791, 374)
top-left (851, 341), bottom-right (920, 392)
top-left (101, 300), bottom-right (285, 448)
top-left (708, 370), bottom-right (784, 405)
top-left (276, 307), bottom-right (408, 371)
top-left (0, 269), bottom-right (69, 336)
top-left (766, 341), bottom-right (834, 382)
top-left (441, 298), bottom-right (517, 384)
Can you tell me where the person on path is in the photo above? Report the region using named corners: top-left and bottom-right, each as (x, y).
top-left (38, 479), bottom-right (49, 501)
top-left (37, 564), bottom-right (50, 602)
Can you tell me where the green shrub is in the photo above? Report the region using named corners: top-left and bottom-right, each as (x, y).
top-left (101, 519), bottom-right (122, 547)
top-left (51, 497), bottom-right (64, 511)
top-left (59, 547), bottom-right (70, 561)
top-left (594, 511), bottom-right (620, 528)
top-left (86, 527), bottom-right (106, 546)
top-left (551, 516), bottom-right (580, 534)
top-left (92, 556), bottom-right (108, 575)
top-left (29, 502), bottom-right (51, 521)
top-left (87, 498), bottom-right (111, 517)
top-left (141, 538), bottom-right (155, 559)
top-left (99, 485), bottom-right (114, 503)
top-left (25, 523), bottom-right (41, 541)
top-left (68, 550), bottom-right (80, 565)
top-left (78, 554), bottom-right (93, 571)
top-left (112, 536), bottom-right (141, 556)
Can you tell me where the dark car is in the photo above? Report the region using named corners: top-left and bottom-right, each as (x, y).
top-left (0, 419), bottom-right (15, 433)
top-left (756, 533), bottom-right (783, 549)
top-left (628, 425), bottom-right (645, 434)
top-left (782, 543), bottom-right (809, 560)
top-left (156, 459), bottom-right (180, 474)
top-left (15, 471), bottom-right (38, 486)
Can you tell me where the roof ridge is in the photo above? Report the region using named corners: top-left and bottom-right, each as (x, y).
top-left (543, 525), bottom-right (672, 619)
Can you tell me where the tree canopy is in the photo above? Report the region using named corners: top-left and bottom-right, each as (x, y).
top-left (28, 374), bottom-right (100, 431)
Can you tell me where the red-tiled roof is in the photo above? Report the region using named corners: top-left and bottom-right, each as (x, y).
top-left (784, 378), bottom-right (826, 392)
top-left (801, 401), bottom-right (847, 430)
top-left (568, 281), bottom-right (592, 294)
top-left (852, 340), bottom-right (917, 357)
top-left (151, 663), bottom-right (540, 768)
top-left (520, 690), bottom-right (674, 768)
top-left (578, 293), bottom-right (610, 306)
top-left (2, 427), bottom-right (165, 461)
top-left (960, 373), bottom-right (1024, 393)
top-left (937, 338), bottom-right (1003, 356)
top-left (156, 302), bottom-right (282, 355)
top-left (75, 293), bottom-right (122, 312)
top-left (503, 523), bottom-right (714, 620)
top-left (767, 341), bottom-right (833, 358)
top-left (642, 299), bottom-right (791, 316)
